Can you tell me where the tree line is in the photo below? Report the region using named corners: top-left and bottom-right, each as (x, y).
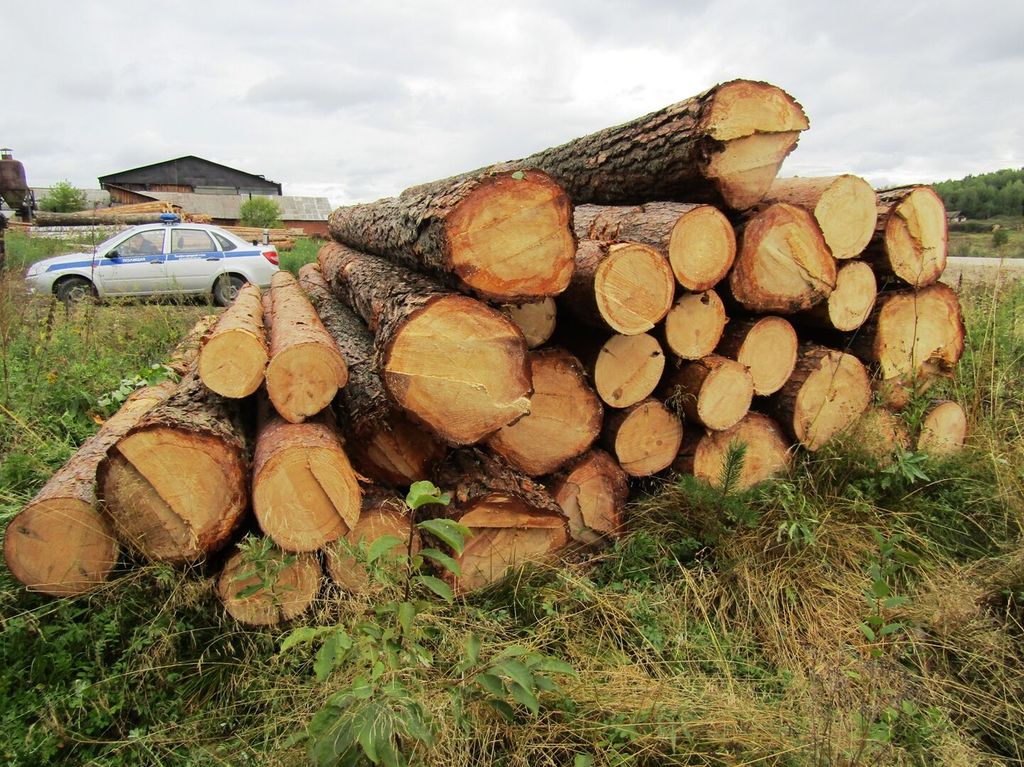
top-left (932, 167), bottom-right (1024, 220)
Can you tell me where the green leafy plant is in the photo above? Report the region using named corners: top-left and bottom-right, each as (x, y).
top-left (232, 535), bottom-right (297, 600)
top-left (238, 196), bottom-right (283, 228)
top-left (858, 529), bottom-right (918, 655)
top-left (95, 363), bottom-right (177, 416)
top-left (38, 180), bottom-right (87, 212)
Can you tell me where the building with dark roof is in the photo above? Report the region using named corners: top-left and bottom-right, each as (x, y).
top-left (99, 156), bottom-right (282, 201)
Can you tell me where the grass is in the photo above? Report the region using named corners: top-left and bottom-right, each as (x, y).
top-left (1, 234), bottom-right (1023, 765)
top-left (948, 215), bottom-right (1024, 259)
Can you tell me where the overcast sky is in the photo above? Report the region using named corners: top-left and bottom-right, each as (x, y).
top-left (4, 1), bottom-right (1021, 206)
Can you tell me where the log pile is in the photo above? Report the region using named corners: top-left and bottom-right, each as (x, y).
top-left (5, 78), bottom-right (969, 623)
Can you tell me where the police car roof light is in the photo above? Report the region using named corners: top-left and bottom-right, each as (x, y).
top-left (160, 213), bottom-right (180, 224)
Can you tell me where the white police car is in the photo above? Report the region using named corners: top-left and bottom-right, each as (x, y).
top-left (24, 214), bottom-right (280, 306)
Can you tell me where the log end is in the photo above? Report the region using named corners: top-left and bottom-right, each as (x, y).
top-left (918, 400), bottom-right (968, 456)
top-left (217, 548), bottom-right (321, 626)
top-left (500, 297), bottom-right (557, 349)
top-left (844, 407), bottom-right (912, 463)
top-left (266, 343), bottom-right (347, 423)
top-left (815, 174), bottom-right (877, 260)
top-left (594, 332), bottom-right (666, 409)
top-left (606, 399), bottom-right (684, 477)
top-left (668, 204), bottom-right (737, 291)
top-left (729, 316), bottom-right (798, 396)
top-left (696, 358), bottom-right (754, 431)
top-left (792, 350), bottom-right (872, 451)
top-left (663, 289), bottom-right (728, 360)
top-left (594, 242), bottom-right (675, 335)
top-left (551, 450), bottom-right (628, 543)
top-left (703, 80), bottom-right (810, 142)
top-left (198, 329), bottom-right (268, 399)
top-left (873, 284), bottom-right (965, 383)
top-left (347, 414), bottom-right (447, 488)
top-left (325, 496), bottom-right (416, 594)
top-left (825, 261), bottom-right (877, 331)
top-left (883, 186), bottom-right (948, 287)
top-left (692, 412), bottom-right (791, 491)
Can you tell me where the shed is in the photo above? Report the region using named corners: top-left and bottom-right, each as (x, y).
top-left (99, 156), bottom-right (282, 201)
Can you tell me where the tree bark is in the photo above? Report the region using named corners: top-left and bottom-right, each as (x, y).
top-left (549, 449), bottom-right (628, 544)
top-left (690, 412), bottom-right (792, 490)
top-left (264, 271), bottom-right (348, 423)
top-left (198, 283), bottom-right (268, 398)
top-left (862, 186), bottom-right (947, 288)
top-left (917, 400), bottom-right (968, 455)
top-left (602, 397), bottom-right (684, 477)
top-left (499, 297), bottom-right (557, 349)
top-left (167, 314), bottom-right (218, 376)
top-left (574, 202), bottom-right (736, 292)
top-left (328, 169), bottom-right (575, 303)
top-left (661, 355), bottom-right (753, 431)
top-left (216, 546), bottom-right (321, 626)
top-left (317, 242), bottom-right (532, 446)
top-left (714, 315), bottom-right (798, 396)
top-left (795, 260), bottom-right (877, 332)
top-left (662, 289), bottom-right (728, 360)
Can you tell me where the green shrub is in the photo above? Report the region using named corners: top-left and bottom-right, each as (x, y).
top-left (993, 228), bottom-right (1010, 248)
top-left (38, 180), bottom-right (87, 213)
top-left (238, 197), bottom-right (283, 228)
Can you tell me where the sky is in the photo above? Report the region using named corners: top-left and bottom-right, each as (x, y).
top-left (3, 1), bottom-right (1022, 207)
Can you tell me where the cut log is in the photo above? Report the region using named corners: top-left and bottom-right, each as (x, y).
top-left (3, 382), bottom-right (175, 597)
top-left (762, 175), bottom-right (877, 260)
top-left (863, 186), bottom-right (947, 288)
top-left (769, 345), bottom-right (871, 451)
top-left (324, 488), bottom-right (417, 594)
top-left (549, 449), bottom-right (628, 543)
top-left (715, 316), bottom-right (798, 396)
top-left (729, 203), bottom-right (836, 313)
top-left (487, 348), bottom-right (603, 476)
top-left (500, 298), bottom-right (557, 349)
top-left (691, 412), bottom-right (792, 491)
top-left (662, 355), bottom-right (753, 431)
top-left (328, 169), bottom-right (574, 302)
top-left (198, 283), bottom-right (268, 398)
top-left (559, 240), bottom-right (675, 335)
top-left (514, 79), bottom-right (809, 210)
top-left (435, 449), bottom-right (569, 592)
top-left (252, 404), bottom-right (362, 552)
top-left (573, 202), bottom-right (736, 292)
top-left (844, 407), bottom-right (911, 462)
top-left (917, 400), bottom-right (968, 455)
top-left (167, 314), bottom-right (218, 376)
top-left (97, 371), bottom-right (248, 564)
top-left (602, 398), bottom-right (684, 477)
top-left (216, 547), bottom-right (321, 626)
top-left (662, 289), bottom-right (728, 360)
top-left (264, 271), bottom-right (348, 423)
top-left (590, 332), bottom-right (666, 409)
top-left (298, 263), bottom-right (445, 485)
top-left (797, 260), bottom-right (877, 332)
top-left (318, 242), bottom-right (532, 445)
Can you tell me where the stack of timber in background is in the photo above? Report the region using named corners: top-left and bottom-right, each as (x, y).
top-left (4, 78), bottom-right (968, 624)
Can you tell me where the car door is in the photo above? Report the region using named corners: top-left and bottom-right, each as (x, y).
top-left (165, 228), bottom-right (222, 294)
top-left (95, 228), bottom-right (169, 296)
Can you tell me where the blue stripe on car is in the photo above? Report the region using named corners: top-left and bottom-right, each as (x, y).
top-left (44, 250), bottom-right (263, 272)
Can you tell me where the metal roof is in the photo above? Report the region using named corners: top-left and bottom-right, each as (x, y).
top-left (98, 155), bottom-right (279, 188)
top-left (131, 191), bottom-right (331, 221)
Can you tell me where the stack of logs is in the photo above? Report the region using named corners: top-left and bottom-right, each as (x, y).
top-left (4, 79), bottom-right (968, 624)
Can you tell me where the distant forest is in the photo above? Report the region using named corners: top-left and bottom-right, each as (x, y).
top-left (932, 167), bottom-right (1024, 219)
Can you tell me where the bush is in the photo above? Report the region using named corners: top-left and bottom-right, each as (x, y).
top-left (993, 228), bottom-right (1010, 248)
top-left (38, 180), bottom-right (87, 213)
top-left (238, 196), bottom-right (283, 228)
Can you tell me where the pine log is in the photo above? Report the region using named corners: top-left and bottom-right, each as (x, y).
top-left (602, 398), bottom-right (684, 477)
top-left (328, 169), bottom-right (574, 302)
top-left (796, 260), bottom-right (877, 332)
top-left (97, 371), bottom-right (248, 564)
top-left (298, 263), bottom-right (445, 485)
top-left (863, 186), bottom-right (947, 288)
top-left (559, 240), bottom-right (675, 335)
top-left (769, 345), bottom-right (871, 451)
top-left (251, 403), bottom-right (362, 552)
top-left (318, 242), bottom-right (532, 445)
top-left (573, 202), bottom-right (736, 292)
top-left (324, 488), bottom-right (418, 594)
top-left (486, 348), bottom-right (603, 476)
top-left (590, 332), bottom-right (666, 409)
top-left (167, 314), bottom-right (218, 376)
top-left (691, 412), bottom-right (792, 490)
top-left (715, 316), bottom-right (798, 396)
top-left (762, 175), bottom-right (877, 260)
top-left (3, 382), bottom-right (175, 597)
top-left (844, 407), bottom-right (911, 463)
top-left (662, 289), bottom-right (728, 360)
top-left (500, 298), bottom-right (557, 349)
top-left (917, 400), bottom-right (968, 455)
top-left (514, 79), bottom-right (809, 210)
top-left (549, 449), bottom-right (628, 543)
top-left (729, 203), bottom-right (836, 313)
top-left (662, 355), bottom-right (753, 431)
top-left (198, 284), bottom-right (268, 398)
top-left (435, 449), bottom-right (569, 592)
top-left (264, 271), bottom-right (348, 423)
top-left (216, 547), bottom-right (321, 626)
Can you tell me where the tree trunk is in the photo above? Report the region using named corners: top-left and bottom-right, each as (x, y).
top-left (317, 242), bottom-right (532, 446)
top-left (514, 79), bottom-right (809, 210)
top-left (167, 314), bottom-right (218, 376)
top-left (862, 186), bottom-right (947, 288)
top-left (661, 355), bottom-right (753, 431)
top-left (769, 345), bottom-right (871, 451)
top-left (264, 271), bottom-right (348, 423)
top-left (573, 202), bottom-right (736, 292)
top-left (662, 289), bottom-right (728, 360)
top-left (917, 400), bottom-right (968, 455)
top-left (198, 283), bottom-right (268, 398)
top-left (795, 260), bottom-right (877, 332)
top-left (762, 175), bottom-right (877, 260)
top-left (602, 397), bottom-right (684, 477)
top-left (298, 263), bottom-right (445, 486)
top-left (435, 449), bottom-right (569, 593)
top-left (328, 169), bottom-right (575, 303)
top-left (251, 402), bottom-right (362, 553)
top-left (486, 348), bottom-right (603, 476)
top-left (588, 332), bottom-right (666, 409)
top-left (549, 449), bottom-right (628, 544)
top-left (715, 316), bottom-right (798, 396)
top-left (559, 240), bottom-right (675, 335)
top-left (728, 203), bottom-right (836, 313)
top-left (216, 546), bottom-right (321, 626)
top-left (690, 412), bottom-right (792, 491)
top-left (500, 297), bottom-right (557, 349)
top-left (97, 371), bottom-right (249, 564)
top-left (4, 382), bottom-right (175, 596)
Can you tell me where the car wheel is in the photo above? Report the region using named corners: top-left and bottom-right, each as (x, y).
top-left (55, 276), bottom-right (95, 306)
top-left (213, 275), bottom-right (245, 307)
